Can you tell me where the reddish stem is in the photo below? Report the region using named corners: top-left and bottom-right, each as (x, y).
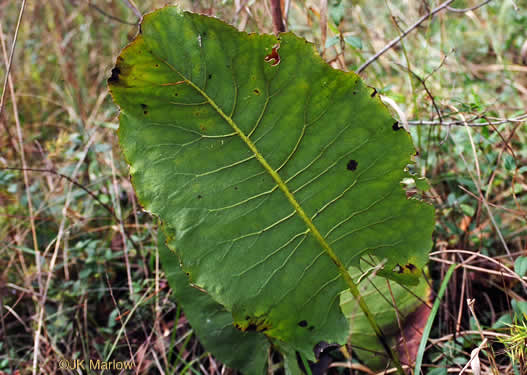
top-left (270, 0), bottom-right (285, 34)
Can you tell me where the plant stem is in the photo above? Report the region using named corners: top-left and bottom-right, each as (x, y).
top-left (344, 276), bottom-right (406, 375)
top-left (270, 0), bottom-right (285, 34)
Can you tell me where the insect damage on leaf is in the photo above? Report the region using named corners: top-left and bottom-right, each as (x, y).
top-left (108, 66), bottom-right (120, 84)
top-left (264, 44), bottom-right (280, 66)
top-left (392, 263), bottom-right (418, 275)
top-left (235, 316), bottom-right (272, 333)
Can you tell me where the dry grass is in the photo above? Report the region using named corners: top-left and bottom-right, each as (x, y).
top-left (0, 0), bottom-right (526, 374)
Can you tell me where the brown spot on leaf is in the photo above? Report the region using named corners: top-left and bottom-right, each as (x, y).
top-left (346, 160), bottom-right (358, 171)
top-left (253, 88), bottom-right (261, 95)
top-left (264, 45), bottom-right (280, 66)
top-left (406, 263), bottom-right (416, 271)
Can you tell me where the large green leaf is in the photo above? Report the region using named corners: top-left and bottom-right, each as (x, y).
top-left (109, 6), bottom-right (434, 361)
top-left (158, 229), bottom-right (270, 374)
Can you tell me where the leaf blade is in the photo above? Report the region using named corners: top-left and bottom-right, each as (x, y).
top-left (109, 6), bottom-right (435, 358)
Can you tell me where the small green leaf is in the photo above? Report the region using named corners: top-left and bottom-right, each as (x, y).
top-left (325, 35), bottom-right (340, 49)
top-left (329, 0), bottom-right (346, 26)
top-left (343, 35), bottom-right (363, 50)
top-left (503, 153), bottom-right (516, 171)
top-left (460, 203), bottom-right (475, 217)
top-left (514, 256), bottom-right (527, 277)
top-left (511, 299), bottom-right (527, 320)
top-left (492, 313), bottom-right (513, 329)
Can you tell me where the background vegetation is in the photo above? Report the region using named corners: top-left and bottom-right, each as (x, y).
top-left (0, 0), bottom-right (526, 374)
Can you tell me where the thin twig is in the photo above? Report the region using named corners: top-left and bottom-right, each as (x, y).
top-left (430, 257), bottom-right (527, 282)
top-left (356, 0), bottom-right (456, 73)
top-left (88, 1), bottom-right (138, 25)
top-left (120, 0), bottom-right (142, 21)
top-left (320, 0), bottom-right (328, 55)
top-left (451, 107), bottom-right (513, 261)
top-left (430, 249), bottom-right (527, 287)
top-left (110, 151), bottom-right (134, 297)
top-left (407, 112), bottom-right (527, 126)
top-left (394, 63), bottom-right (443, 123)
top-left (447, 0), bottom-right (493, 13)
top-left (1, 167), bottom-right (115, 216)
top-left (458, 338), bottom-right (487, 375)
top-left (0, 0), bottom-right (26, 118)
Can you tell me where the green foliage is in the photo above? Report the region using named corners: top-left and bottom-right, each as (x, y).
top-left (514, 256), bottom-right (527, 278)
top-left (109, 6), bottom-right (434, 371)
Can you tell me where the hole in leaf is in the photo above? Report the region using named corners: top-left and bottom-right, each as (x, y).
top-left (392, 122), bottom-right (401, 131)
top-left (264, 45), bottom-right (280, 66)
top-left (393, 264), bottom-right (403, 273)
top-left (208, 74), bottom-right (212, 79)
top-left (197, 195), bottom-right (202, 199)
top-left (346, 160), bottom-right (358, 171)
top-left (108, 67), bottom-right (120, 83)
top-left (298, 320), bottom-right (308, 327)
top-left (370, 88), bottom-right (377, 98)
top-left (405, 263), bottom-right (416, 271)
top-left (253, 88), bottom-right (261, 95)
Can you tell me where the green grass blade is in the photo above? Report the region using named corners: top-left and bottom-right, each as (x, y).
top-left (414, 265), bottom-right (456, 375)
